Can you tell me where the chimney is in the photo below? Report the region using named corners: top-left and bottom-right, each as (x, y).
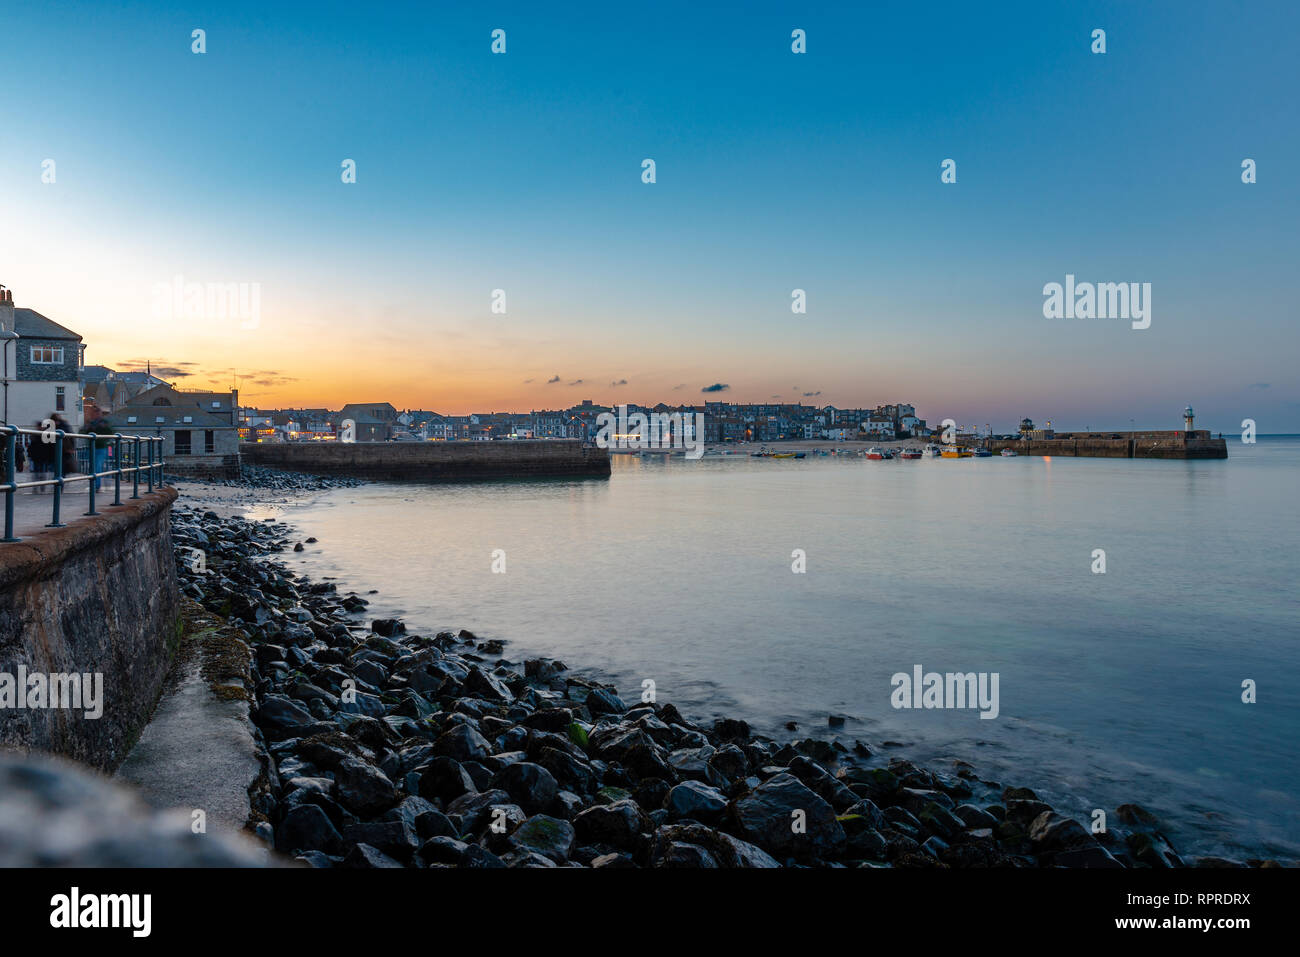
top-left (0, 286), bottom-right (13, 332)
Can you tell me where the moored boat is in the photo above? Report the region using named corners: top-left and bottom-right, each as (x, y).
top-left (899, 449), bottom-right (922, 459)
top-left (941, 446), bottom-right (972, 458)
top-left (1000, 448), bottom-right (1018, 457)
top-left (866, 447), bottom-right (885, 460)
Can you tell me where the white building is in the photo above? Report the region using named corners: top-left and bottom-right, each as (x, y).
top-left (0, 285), bottom-right (85, 429)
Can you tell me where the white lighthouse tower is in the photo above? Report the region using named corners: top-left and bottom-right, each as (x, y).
top-left (1184, 405), bottom-right (1195, 433)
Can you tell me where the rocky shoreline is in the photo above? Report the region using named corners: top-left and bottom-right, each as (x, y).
top-left (170, 470), bottom-right (1270, 869)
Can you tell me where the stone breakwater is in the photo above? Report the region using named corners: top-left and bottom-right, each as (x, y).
top-left (171, 506), bottom-right (1268, 869)
top-left (239, 439), bottom-right (611, 482)
top-left (168, 464), bottom-right (368, 492)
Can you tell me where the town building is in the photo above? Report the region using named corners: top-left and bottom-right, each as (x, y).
top-left (0, 285), bottom-right (85, 428)
top-left (102, 383), bottom-right (241, 478)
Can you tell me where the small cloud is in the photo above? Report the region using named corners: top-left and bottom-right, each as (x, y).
top-left (610, 379), bottom-right (628, 387)
top-left (672, 384), bottom-right (686, 391)
top-left (523, 378), bottom-right (534, 384)
top-left (120, 359), bottom-right (198, 379)
top-left (1247, 382), bottom-right (1271, 390)
top-left (701, 383), bottom-right (730, 393)
top-left (568, 379), bottom-right (585, 386)
top-left (802, 390), bottom-right (821, 397)
top-left (546, 375), bottom-right (561, 384)
top-left (250, 375), bottom-right (298, 387)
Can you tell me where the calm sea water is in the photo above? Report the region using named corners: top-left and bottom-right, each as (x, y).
top-left (277, 437), bottom-right (1300, 860)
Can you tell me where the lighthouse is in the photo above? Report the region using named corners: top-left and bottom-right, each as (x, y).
top-left (1184, 405), bottom-right (1195, 433)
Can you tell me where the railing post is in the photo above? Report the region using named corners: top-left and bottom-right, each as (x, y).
top-left (3, 426), bottom-right (17, 543)
top-left (146, 438), bottom-right (154, 493)
top-left (47, 430), bottom-right (66, 528)
top-left (113, 434), bottom-right (123, 505)
top-left (85, 434), bottom-right (98, 516)
top-left (131, 437), bottom-right (141, 499)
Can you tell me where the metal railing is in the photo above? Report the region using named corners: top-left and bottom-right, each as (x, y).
top-left (2, 425), bottom-right (166, 543)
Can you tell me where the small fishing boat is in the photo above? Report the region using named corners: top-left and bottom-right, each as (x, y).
top-left (941, 446), bottom-right (972, 458)
top-left (972, 447), bottom-right (992, 457)
top-left (924, 444), bottom-right (941, 457)
top-left (866, 447), bottom-right (885, 460)
top-left (1000, 448), bottom-right (1018, 457)
top-left (899, 449), bottom-right (922, 459)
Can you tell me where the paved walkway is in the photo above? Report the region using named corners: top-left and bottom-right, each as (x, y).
top-left (115, 637), bottom-right (261, 837)
top-left (3, 482), bottom-right (160, 541)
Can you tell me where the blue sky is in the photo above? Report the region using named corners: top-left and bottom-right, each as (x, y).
top-left (1, 0), bottom-right (1296, 430)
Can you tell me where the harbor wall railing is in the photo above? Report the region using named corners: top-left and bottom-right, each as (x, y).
top-left (2, 425), bottom-right (166, 543)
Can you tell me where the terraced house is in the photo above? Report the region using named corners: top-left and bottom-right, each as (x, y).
top-left (0, 284), bottom-right (85, 428)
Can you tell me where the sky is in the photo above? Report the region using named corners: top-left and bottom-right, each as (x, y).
top-left (1, 0), bottom-right (1296, 432)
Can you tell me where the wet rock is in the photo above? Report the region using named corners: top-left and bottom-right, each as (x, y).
top-left (434, 724), bottom-right (493, 763)
top-left (730, 773), bottom-right (845, 862)
top-left (342, 820), bottom-right (419, 862)
top-left (415, 757), bottom-right (477, 803)
top-left (585, 687), bottom-right (627, 716)
top-left (334, 756), bottom-right (397, 816)
top-left (665, 780), bottom-right (728, 823)
top-left (277, 803), bottom-right (343, 855)
top-left (258, 695), bottom-right (317, 739)
top-left (509, 815), bottom-right (576, 863)
top-left (491, 762), bottom-right (559, 814)
top-left (954, 804), bottom-right (999, 829)
top-left (1028, 811), bottom-right (1094, 853)
top-left (649, 823), bottom-right (779, 868)
top-left (464, 665), bottom-right (514, 704)
top-left (573, 799), bottom-right (649, 849)
top-left (445, 789), bottom-right (511, 833)
top-left (342, 843), bottom-right (403, 868)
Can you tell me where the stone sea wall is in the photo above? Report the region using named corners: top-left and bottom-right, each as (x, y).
top-left (240, 440), bottom-right (611, 481)
top-left (987, 436), bottom-right (1228, 459)
top-left (0, 488), bottom-right (181, 770)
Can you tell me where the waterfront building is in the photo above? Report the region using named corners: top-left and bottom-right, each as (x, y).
top-left (0, 284), bottom-right (86, 428)
top-left (104, 382), bottom-right (241, 478)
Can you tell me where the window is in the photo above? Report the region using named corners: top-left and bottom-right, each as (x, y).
top-left (174, 430), bottom-right (191, 455)
top-left (204, 430), bottom-right (215, 453)
top-left (30, 345), bottom-right (64, 364)
top-left (211, 401), bottom-right (221, 408)
top-left (55, 387), bottom-right (65, 411)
